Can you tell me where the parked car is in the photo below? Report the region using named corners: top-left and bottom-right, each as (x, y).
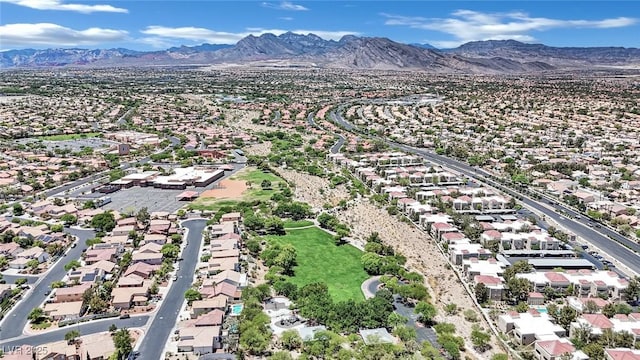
top-left (119, 314), bottom-right (130, 319)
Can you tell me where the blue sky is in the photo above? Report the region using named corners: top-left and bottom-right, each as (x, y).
top-left (0, 1), bottom-right (639, 50)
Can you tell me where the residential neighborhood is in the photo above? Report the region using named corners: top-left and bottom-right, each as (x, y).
top-left (0, 64), bottom-right (638, 360)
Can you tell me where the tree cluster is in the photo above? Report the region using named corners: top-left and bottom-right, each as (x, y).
top-left (273, 202), bottom-right (314, 221)
top-left (261, 243), bottom-right (297, 275)
top-left (294, 282), bottom-right (395, 334)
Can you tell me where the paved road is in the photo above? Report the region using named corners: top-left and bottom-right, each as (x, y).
top-left (330, 110), bottom-right (640, 276)
top-left (136, 219), bottom-right (206, 360)
top-left (46, 135), bottom-right (181, 198)
top-left (1, 274), bottom-right (39, 284)
top-left (0, 227), bottom-right (95, 339)
top-left (0, 316), bottom-right (148, 349)
top-left (362, 277), bottom-right (439, 347)
top-left (307, 111), bottom-right (345, 154)
top-left (400, 146), bottom-right (640, 276)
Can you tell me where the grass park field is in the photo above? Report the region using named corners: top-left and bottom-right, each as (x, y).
top-left (282, 219), bottom-right (314, 228)
top-left (267, 227), bottom-right (368, 302)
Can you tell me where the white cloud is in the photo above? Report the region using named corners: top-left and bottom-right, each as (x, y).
top-left (0, 23), bottom-right (128, 47)
top-left (382, 10), bottom-right (637, 47)
top-left (1, 0), bottom-right (128, 13)
top-left (279, 17), bottom-right (294, 21)
top-left (139, 26), bottom-right (358, 46)
top-left (261, 1), bottom-right (308, 11)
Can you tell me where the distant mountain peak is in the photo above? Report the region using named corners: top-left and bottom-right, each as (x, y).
top-left (1, 33), bottom-right (638, 72)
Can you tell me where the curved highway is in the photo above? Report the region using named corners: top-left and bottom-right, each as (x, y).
top-left (307, 112), bottom-right (345, 154)
top-left (328, 108), bottom-right (640, 276)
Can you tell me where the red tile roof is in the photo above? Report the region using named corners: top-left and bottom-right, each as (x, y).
top-left (583, 314), bottom-right (614, 329)
top-left (536, 340), bottom-right (575, 356)
top-left (544, 272), bottom-right (569, 283)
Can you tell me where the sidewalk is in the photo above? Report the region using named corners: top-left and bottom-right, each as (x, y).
top-left (361, 276), bottom-right (381, 299)
top-left (159, 299), bottom-right (190, 358)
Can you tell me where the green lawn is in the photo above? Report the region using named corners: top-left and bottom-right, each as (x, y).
top-left (283, 219), bottom-right (314, 228)
top-left (188, 199), bottom-right (239, 212)
top-left (232, 168), bottom-right (283, 184)
top-left (38, 132), bottom-right (101, 141)
top-left (267, 227), bottom-right (368, 302)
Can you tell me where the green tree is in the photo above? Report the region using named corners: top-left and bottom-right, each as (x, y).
top-left (239, 325), bottom-right (271, 355)
top-left (422, 342), bottom-right (444, 360)
top-left (12, 203), bottom-right (24, 216)
top-left (491, 355), bottom-right (509, 360)
top-left (90, 211), bottom-right (116, 232)
top-left (387, 312), bottom-right (408, 328)
top-left (503, 260), bottom-right (532, 281)
top-left (582, 343), bottom-right (605, 360)
top-left (265, 216), bottom-right (285, 235)
top-left (64, 260), bottom-right (81, 271)
top-left (471, 325), bottom-right (491, 352)
top-left (26, 259), bottom-right (40, 270)
top-left (415, 301), bottom-right (437, 325)
top-left (60, 214), bottom-right (78, 226)
top-left (273, 244), bottom-right (297, 275)
top-left (260, 179), bottom-right (272, 189)
top-left (555, 306), bottom-right (578, 331)
top-left (269, 351), bottom-right (293, 360)
top-left (475, 283), bottom-right (489, 304)
top-left (507, 277), bottom-right (532, 303)
top-left (112, 328), bottom-right (133, 360)
top-left (244, 214), bottom-right (266, 231)
top-left (136, 207), bottom-right (150, 226)
top-left (160, 243), bottom-right (180, 260)
top-left (28, 307), bottom-right (46, 323)
top-left (625, 276), bottom-right (640, 304)
top-left (280, 329), bottom-right (302, 350)
top-left (119, 251), bottom-right (132, 268)
top-left (184, 288), bottom-right (202, 304)
top-left (393, 325), bottom-right (417, 342)
top-left (246, 238), bottom-right (262, 255)
top-left (65, 330), bottom-right (80, 342)
top-left (571, 322), bottom-right (593, 349)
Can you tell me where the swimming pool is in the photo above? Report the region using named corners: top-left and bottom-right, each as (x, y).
top-left (230, 303), bottom-right (244, 316)
top-left (532, 306), bottom-right (547, 313)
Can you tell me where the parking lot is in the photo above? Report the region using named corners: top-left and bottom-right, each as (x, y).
top-left (100, 164), bottom-right (244, 214)
top-left (16, 137), bottom-right (118, 152)
top-left (102, 187), bottom-right (196, 214)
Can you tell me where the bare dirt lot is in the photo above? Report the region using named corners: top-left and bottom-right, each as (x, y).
top-left (200, 179), bottom-right (248, 199)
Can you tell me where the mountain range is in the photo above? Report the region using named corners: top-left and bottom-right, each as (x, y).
top-left (1, 33), bottom-right (639, 73)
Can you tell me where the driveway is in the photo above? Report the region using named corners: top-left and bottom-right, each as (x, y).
top-left (362, 277), bottom-right (439, 348)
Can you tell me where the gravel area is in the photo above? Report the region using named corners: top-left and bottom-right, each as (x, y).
top-left (277, 168), bottom-right (350, 209)
top-left (335, 199), bottom-right (501, 358)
